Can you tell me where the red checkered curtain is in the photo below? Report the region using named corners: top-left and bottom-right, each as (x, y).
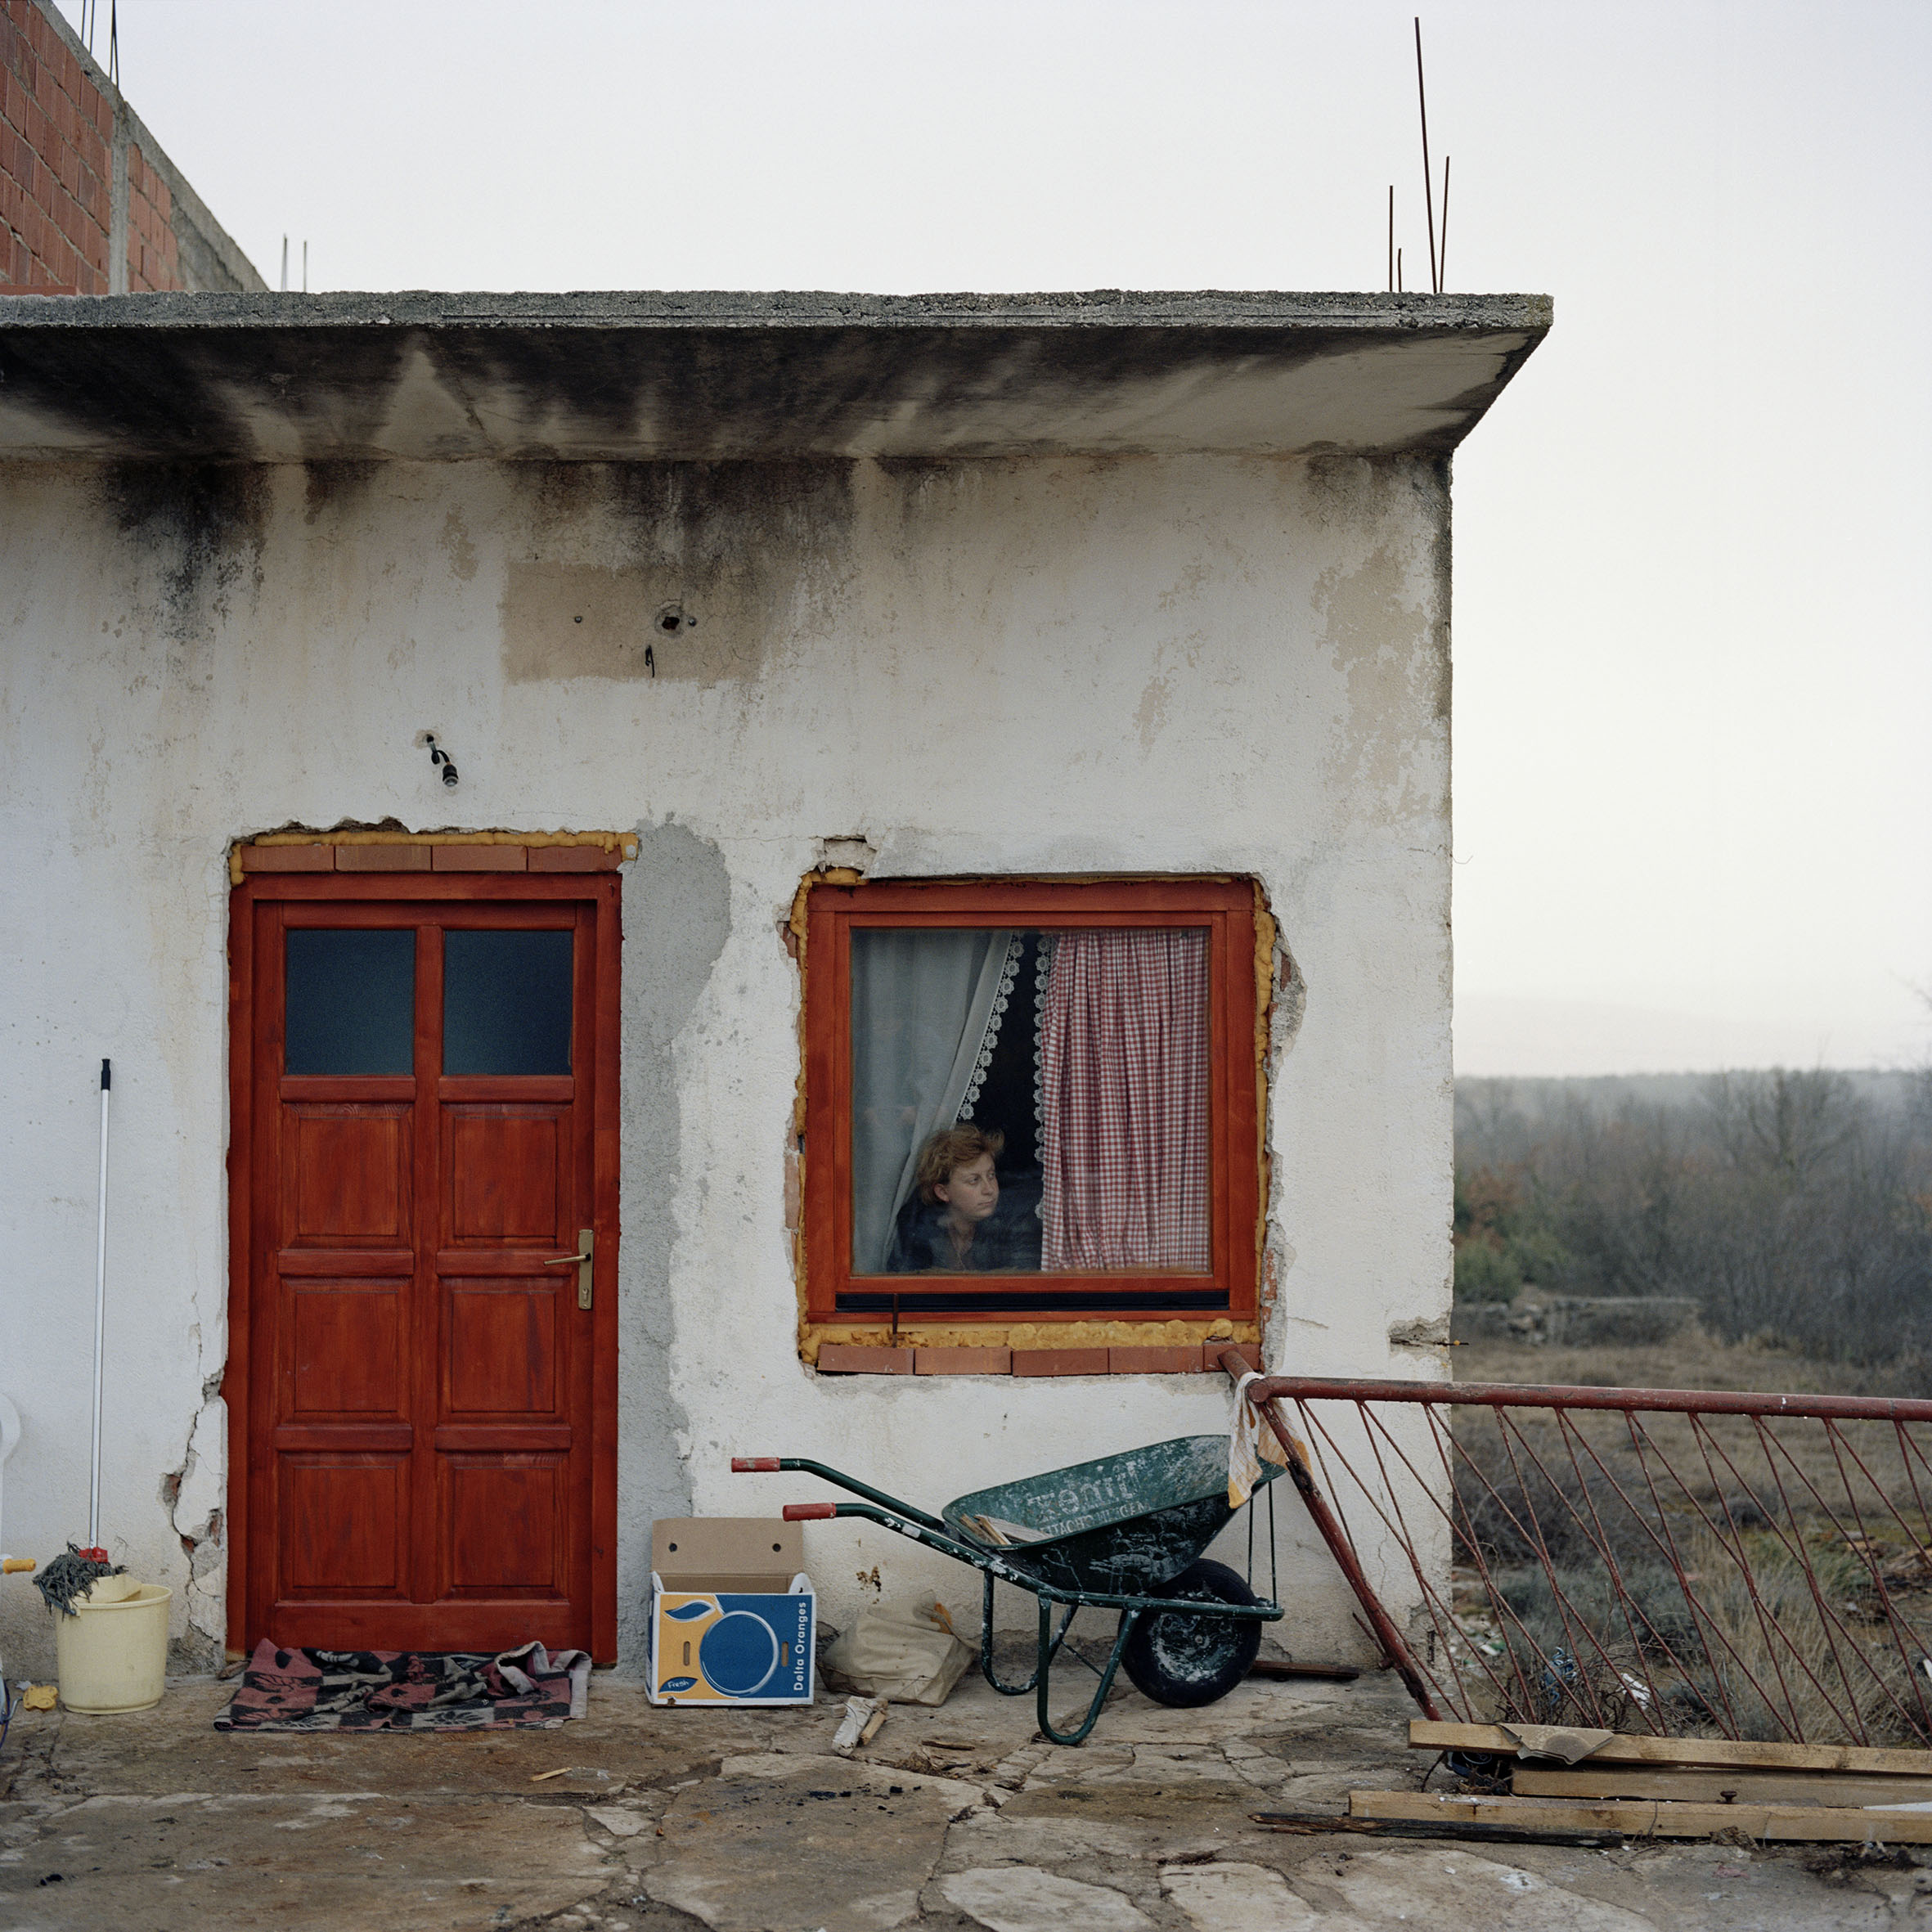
top-left (1038, 928), bottom-right (1211, 1271)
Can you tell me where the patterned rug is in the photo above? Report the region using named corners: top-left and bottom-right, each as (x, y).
top-left (213, 1640), bottom-right (591, 1732)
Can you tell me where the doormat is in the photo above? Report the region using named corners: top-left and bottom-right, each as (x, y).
top-left (213, 1640), bottom-right (591, 1732)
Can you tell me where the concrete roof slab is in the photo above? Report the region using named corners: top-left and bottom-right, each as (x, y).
top-left (0, 289), bottom-right (1550, 462)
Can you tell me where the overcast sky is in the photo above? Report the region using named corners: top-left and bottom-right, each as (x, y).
top-left (64, 0), bottom-right (1932, 1078)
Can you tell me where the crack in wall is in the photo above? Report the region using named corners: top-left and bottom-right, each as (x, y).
top-left (160, 1397), bottom-right (225, 1669)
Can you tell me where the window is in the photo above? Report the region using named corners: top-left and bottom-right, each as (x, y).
top-left (802, 878), bottom-right (1264, 1326)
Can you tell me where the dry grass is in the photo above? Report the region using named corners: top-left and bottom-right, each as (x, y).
top-left (1467, 1527), bottom-right (1932, 1746)
top-left (1455, 1332), bottom-right (1932, 1546)
top-left (1456, 1327), bottom-right (1928, 1399)
top-left (1431, 1336), bottom-right (1932, 1746)
top-left (1679, 1528), bottom-right (1931, 1745)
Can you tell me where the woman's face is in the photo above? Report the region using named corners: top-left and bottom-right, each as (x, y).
top-left (935, 1152), bottom-right (999, 1224)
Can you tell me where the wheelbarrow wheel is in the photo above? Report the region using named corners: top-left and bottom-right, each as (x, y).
top-left (1119, 1559), bottom-right (1262, 1709)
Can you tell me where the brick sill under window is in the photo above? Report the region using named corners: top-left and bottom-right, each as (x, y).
top-left (816, 1343), bottom-right (1260, 1377)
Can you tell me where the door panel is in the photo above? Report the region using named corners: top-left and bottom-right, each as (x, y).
top-left (236, 883), bottom-right (618, 1657)
top-left (280, 1455), bottom-right (412, 1597)
top-left (443, 1280), bottom-right (567, 1418)
top-left (443, 1455), bottom-right (567, 1596)
top-left (283, 1105), bottom-right (413, 1243)
top-left (446, 1107), bottom-right (564, 1244)
top-left (282, 1282), bottom-right (407, 1418)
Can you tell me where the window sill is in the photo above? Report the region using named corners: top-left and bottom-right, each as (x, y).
top-left (815, 1342), bottom-right (1260, 1377)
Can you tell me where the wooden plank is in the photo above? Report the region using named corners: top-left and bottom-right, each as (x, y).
top-left (1352, 1789), bottom-right (1932, 1842)
top-left (1409, 1719), bottom-right (1932, 1778)
top-left (1248, 1659), bottom-right (1363, 1683)
top-left (1251, 1810), bottom-right (1621, 1849)
top-left (1516, 1765), bottom-right (1932, 1808)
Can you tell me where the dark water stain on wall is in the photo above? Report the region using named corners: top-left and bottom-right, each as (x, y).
top-left (98, 461), bottom-right (270, 644)
top-left (300, 459), bottom-right (382, 527)
top-left (503, 459), bottom-right (856, 684)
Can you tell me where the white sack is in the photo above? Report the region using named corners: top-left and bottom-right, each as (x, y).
top-left (822, 1599), bottom-right (976, 1705)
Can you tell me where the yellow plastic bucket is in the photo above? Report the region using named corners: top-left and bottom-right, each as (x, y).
top-left (55, 1581), bottom-right (171, 1713)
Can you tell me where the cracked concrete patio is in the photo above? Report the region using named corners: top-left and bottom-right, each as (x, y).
top-left (0, 1656), bottom-right (1918, 1930)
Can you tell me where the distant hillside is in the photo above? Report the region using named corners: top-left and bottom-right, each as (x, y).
top-left (1458, 1068), bottom-right (1921, 1126)
top-left (1451, 1065), bottom-right (1931, 1367)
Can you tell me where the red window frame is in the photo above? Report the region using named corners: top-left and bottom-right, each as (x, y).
top-left (801, 876), bottom-right (1264, 1328)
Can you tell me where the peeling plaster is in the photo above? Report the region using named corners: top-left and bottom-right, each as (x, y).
top-left (162, 1397), bottom-right (226, 1668)
top-left (0, 447), bottom-right (1458, 1673)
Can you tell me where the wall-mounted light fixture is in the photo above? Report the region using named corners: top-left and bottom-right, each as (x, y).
top-left (417, 731), bottom-right (460, 788)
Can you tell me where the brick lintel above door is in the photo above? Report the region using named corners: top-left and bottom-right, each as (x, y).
top-left (231, 832), bottom-right (638, 885)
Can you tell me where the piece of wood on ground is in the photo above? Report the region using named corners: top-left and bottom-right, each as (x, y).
top-left (1352, 1788), bottom-right (1932, 1843)
top-left (1249, 1659), bottom-right (1363, 1682)
top-left (1251, 1808), bottom-right (1623, 1849)
top-left (1409, 1719), bottom-right (1932, 1779)
top-left (1514, 1765), bottom-right (1932, 1808)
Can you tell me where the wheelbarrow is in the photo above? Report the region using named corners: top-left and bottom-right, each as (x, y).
top-left (733, 1434), bottom-right (1283, 1745)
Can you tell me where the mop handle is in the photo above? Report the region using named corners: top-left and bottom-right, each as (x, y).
top-left (89, 1059), bottom-right (110, 1552)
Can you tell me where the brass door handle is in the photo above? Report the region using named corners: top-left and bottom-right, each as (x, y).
top-left (543, 1229), bottom-right (595, 1309)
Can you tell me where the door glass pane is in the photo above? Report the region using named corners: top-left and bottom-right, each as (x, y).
top-left (285, 928), bottom-right (416, 1076)
top-left (443, 929), bottom-right (573, 1076)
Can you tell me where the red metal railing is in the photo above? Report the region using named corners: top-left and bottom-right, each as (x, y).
top-left (1226, 1362), bottom-right (1932, 1748)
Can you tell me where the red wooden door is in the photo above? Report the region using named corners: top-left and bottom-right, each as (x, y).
top-left (229, 876), bottom-right (619, 1657)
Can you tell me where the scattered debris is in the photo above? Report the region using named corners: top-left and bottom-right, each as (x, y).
top-left (531, 1767), bottom-right (570, 1782)
top-left (1494, 1721), bottom-right (1613, 1764)
top-left (832, 1696), bottom-right (888, 1754)
top-left (957, 1512), bottom-right (1045, 1548)
top-left (584, 1805), bottom-right (646, 1837)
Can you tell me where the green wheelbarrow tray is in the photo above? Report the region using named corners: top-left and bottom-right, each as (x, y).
top-left (942, 1433), bottom-right (1260, 1595)
top-left (732, 1434), bottom-right (1285, 1746)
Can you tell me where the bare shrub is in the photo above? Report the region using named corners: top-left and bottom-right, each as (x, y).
top-left (1456, 1071), bottom-right (1932, 1368)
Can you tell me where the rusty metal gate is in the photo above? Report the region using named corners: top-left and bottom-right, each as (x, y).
top-left (1229, 1362), bottom-right (1932, 1748)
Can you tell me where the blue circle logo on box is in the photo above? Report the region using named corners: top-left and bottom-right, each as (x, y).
top-left (699, 1611), bottom-right (780, 1696)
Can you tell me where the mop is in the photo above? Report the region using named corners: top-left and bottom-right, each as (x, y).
top-left (34, 1062), bottom-right (124, 1619)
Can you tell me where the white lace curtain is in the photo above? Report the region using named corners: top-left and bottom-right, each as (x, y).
top-left (849, 929), bottom-right (1018, 1272)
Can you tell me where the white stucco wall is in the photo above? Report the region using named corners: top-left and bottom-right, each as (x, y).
top-left (0, 451), bottom-right (1453, 1678)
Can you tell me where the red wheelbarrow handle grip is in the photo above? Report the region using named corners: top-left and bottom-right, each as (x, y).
top-left (731, 1457), bottom-right (781, 1471)
top-left (783, 1503), bottom-right (837, 1521)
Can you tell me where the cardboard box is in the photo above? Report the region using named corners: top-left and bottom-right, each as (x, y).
top-left (648, 1518), bottom-right (816, 1706)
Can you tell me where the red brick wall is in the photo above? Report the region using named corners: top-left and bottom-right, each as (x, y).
top-left (0, 0), bottom-right (185, 293)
